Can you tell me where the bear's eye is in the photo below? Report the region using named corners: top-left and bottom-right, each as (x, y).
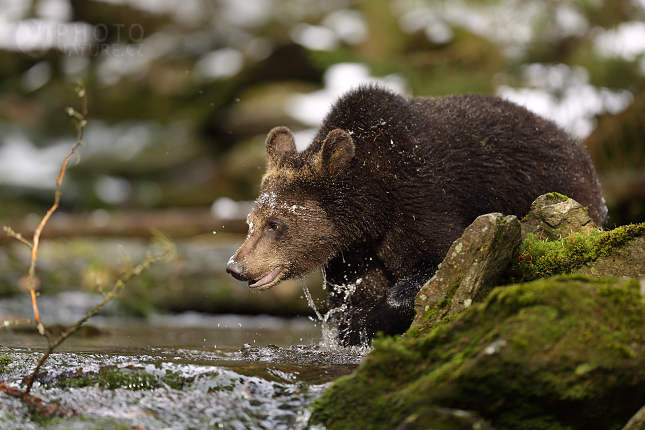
top-left (265, 220), bottom-right (286, 236)
top-left (267, 221), bottom-right (280, 231)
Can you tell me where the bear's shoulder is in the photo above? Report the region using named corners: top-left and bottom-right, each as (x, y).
top-left (312, 85), bottom-right (412, 145)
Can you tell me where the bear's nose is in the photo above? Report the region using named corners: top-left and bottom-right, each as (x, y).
top-left (226, 258), bottom-right (247, 282)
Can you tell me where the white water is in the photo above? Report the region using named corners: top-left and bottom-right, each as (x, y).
top-left (0, 313), bottom-right (363, 430)
top-left (300, 278), bottom-right (371, 356)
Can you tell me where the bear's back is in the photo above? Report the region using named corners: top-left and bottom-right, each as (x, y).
top-left (306, 85), bottom-right (605, 228)
top-left (411, 93), bottom-right (606, 224)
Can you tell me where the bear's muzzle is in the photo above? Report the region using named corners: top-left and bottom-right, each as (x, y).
top-left (226, 259), bottom-right (247, 282)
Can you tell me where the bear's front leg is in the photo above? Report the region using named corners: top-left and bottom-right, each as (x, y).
top-left (324, 247), bottom-right (436, 346)
top-left (336, 262), bottom-right (436, 346)
top-left (324, 249), bottom-right (393, 344)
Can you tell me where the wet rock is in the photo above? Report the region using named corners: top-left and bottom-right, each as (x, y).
top-left (411, 213), bottom-right (520, 335)
top-left (0, 354), bottom-right (12, 374)
top-left (520, 192), bottom-right (601, 241)
top-left (310, 276), bottom-right (645, 430)
top-left (576, 236), bottom-right (645, 278)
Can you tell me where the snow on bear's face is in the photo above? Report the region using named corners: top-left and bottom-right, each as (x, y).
top-left (226, 126), bottom-right (354, 290)
top-left (226, 186), bottom-right (336, 290)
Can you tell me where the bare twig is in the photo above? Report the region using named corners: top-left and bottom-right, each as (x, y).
top-left (2, 80), bottom-right (88, 335)
top-left (0, 382), bottom-right (75, 418)
top-left (2, 226), bottom-right (32, 249)
top-left (0, 79), bottom-right (89, 412)
top-left (1, 231), bottom-right (174, 412)
top-left (26, 80), bottom-right (88, 331)
top-left (23, 230), bottom-right (174, 393)
top-left (0, 80), bottom-right (175, 417)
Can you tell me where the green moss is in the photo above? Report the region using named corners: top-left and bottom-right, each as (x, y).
top-left (545, 192), bottom-right (570, 201)
top-left (0, 354), bottom-right (12, 374)
top-left (310, 275), bottom-right (645, 430)
top-left (48, 366), bottom-right (263, 394)
top-left (52, 367), bottom-right (188, 391)
top-left (408, 282), bottom-right (461, 339)
top-left (509, 223), bottom-right (645, 282)
top-left (491, 217), bottom-right (508, 250)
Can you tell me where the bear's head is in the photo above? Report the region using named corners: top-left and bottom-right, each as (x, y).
top-left (226, 126), bottom-right (355, 290)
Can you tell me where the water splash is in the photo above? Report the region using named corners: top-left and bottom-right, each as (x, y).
top-left (301, 279), bottom-right (323, 322)
top-left (300, 278), bottom-right (371, 355)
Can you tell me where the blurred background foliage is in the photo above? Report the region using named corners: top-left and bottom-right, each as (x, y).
top-left (1, 0), bottom-right (644, 222)
top-left (0, 0), bottom-right (644, 315)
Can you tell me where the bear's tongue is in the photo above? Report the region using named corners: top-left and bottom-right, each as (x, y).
top-left (249, 266), bottom-right (282, 288)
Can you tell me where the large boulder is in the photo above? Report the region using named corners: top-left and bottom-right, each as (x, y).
top-left (310, 276), bottom-right (645, 430)
top-left (411, 192), bottom-right (644, 347)
top-left (412, 213), bottom-right (520, 337)
top-left (412, 194), bottom-right (645, 336)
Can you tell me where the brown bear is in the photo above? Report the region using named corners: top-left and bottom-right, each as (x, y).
top-left (226, 84), bottom-right (606, 346)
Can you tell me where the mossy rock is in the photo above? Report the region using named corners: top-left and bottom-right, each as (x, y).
top-left (509, 223), bottom-right (645, 283)
top-left (392, 406), bottom-right (496, 430)
top-left (520, 193), bottom-right (600, 242)
top-left (310, 275), bottom-right (645, 430)
top-left (51, 367), bottom-right (180, 391)
top-left (412, 212), bottom-right (521, 338)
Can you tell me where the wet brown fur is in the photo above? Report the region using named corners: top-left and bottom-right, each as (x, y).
top-left (228, 85), bottom-right (607, 345)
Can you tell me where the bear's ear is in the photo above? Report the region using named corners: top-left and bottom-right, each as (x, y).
top-left (319, 129), bottom-right (355, 178)
top-left (265, 126), bottom-right (297, 170)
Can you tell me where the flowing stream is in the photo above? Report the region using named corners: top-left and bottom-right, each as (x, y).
top-left (0, 303), bottom-right (363, 429)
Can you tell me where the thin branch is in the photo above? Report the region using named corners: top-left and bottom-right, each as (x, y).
top-left (23, 231), bottom-right (175, 394)
top-left (2, 226), bottom-right (32, 249)
top-left (0, 80), bottom-right (90, 406)
top-left (0, 382), bottom-right (75, 418)
top-left (24, 80), bottom-right (87, 327)
top-left (0, 79), bottom-right (175, 418)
